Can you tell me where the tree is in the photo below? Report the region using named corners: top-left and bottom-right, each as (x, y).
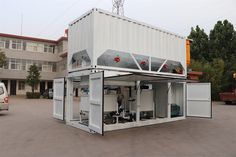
top-left (209, 20), bottom-right (236, 91)
top-left (0, 49), bottom-right (6, 67)
top-left (188, 20), bottom-right (236, 100)
top-left (26, 64), bottom-right (41, 93)
top-left (221, 56), bottom-right (236, 92)
top-left (188, 26), bottom-right (209, 61)
top-left (189, 59), bottom-right (225, 100)
top-left (202, 59), bottom-right (225, 100)
top-left (209, 20), bottom-right (236, 61)
top-left (189, 59), bottom-right (203, 71)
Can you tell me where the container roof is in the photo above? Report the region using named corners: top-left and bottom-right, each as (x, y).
top-left (69, 8), bottom-right (185, 39)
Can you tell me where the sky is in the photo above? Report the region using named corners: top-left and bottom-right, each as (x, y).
top-left (0, 0), bottom-right (235, 40)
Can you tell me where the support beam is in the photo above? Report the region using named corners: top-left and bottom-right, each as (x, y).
top-left (65, 78), bottom-right (73, 123)
top-left (167, 82), bottom-right (171, 118)
top-left (136, 81), bottom-right (141, 122)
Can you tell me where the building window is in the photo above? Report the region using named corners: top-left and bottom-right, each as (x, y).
top-left (5, 58), bottom-right (57, 72)
top-left (21, 60), bottom-right (26, 70)
top-left (23, 42), bottom-right (27, 51)
top-left (10, 59), bottom-right (21, 70)
top-left (52, 63), bottom-right (56, 72)
top-left (0, 39), bottom-right (4, 48)
top-left (38, 63), bottom-right (42, 71)
top-left (12, 40), bottom-right (22, 50)
top-left (0, 39), bottom-right (10, 49)
top-left (44, 44), bottom-right (54, 53)
top-left (18, 81), bottom-right (25, 90)
top-left (42, 65), bottom-right (52, 72)
top-left (5, 40), bottom-right (10, 48)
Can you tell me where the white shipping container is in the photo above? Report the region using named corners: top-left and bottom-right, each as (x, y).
top-left (68, 8), bottom-right (186, 76)
top-left (53, 9), bottom-right (212, 135)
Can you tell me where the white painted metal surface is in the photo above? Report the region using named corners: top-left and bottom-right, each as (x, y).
top-left (140, 90), bottom-right (154, 111)
top-left (68, 8), bottom-right (186, 75)
top-left (80, 96), bottom-right (90, 112)
top-left (104, 116), bottom-right (185, 131)
top-left (80, 95), bottom-right (117, 112)
top-left (53, 78), bottom-right (65, 120)
top-left (68, 10), bottom-right (94, 72)
top-left (89, 72), bottom-right (104, 135)
top-left (93, 9), bottom-right (186, 71)
top-left (187, 83), bottom-right (212, 118)
top-left (104, 95), bottom-right (118, 112)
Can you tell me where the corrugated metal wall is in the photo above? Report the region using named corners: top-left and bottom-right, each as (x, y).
top-left (69, 9), bottom-right (186, 73)
top-left (68, 11), bottom-right (94, 71)
top-left (93, 9), bottom-right (186, 71)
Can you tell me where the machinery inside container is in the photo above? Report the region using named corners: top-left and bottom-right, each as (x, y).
top-left (69, 72), bottom-right (185, 131)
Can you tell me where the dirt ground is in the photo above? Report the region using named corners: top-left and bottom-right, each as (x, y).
top-left (0, 96), bottom-right (236, 157)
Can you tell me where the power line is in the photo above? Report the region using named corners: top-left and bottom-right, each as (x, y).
top-left (36, 0), bottom-right (82, 37)
top-left (46, 0), bottom-right (105, 38)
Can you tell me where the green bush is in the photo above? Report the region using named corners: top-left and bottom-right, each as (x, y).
top-left (26, 92), bottom-right (41, 99)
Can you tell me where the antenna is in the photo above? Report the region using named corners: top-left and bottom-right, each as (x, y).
top-left (20, 13), bottom-right (23, 35)
top-left (112, 0), bottom-right (125, 16)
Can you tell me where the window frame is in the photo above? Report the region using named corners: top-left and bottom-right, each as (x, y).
top-left (10, 58), bottom-right (21, 70)
top-left (44, 44), bottom-right (55, 53)
top-left (0, 39), bottom-right (10, 49)
top-left (12, 40), bottom-right (22, 50)
top-left (18, 81), bottom-right (25, 90)
top-left (42, 64), bottom-right (52, 72)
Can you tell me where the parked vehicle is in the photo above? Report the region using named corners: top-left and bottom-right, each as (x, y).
top-left (43, 88), bottom-right (53, 99)
top-left (0, 82), bottom-right (9, 111)
top-left (219, 90), bottom-right (236, 104)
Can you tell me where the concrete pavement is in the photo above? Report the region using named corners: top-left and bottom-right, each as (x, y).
top-left (0, 96), bottom-right (235, 157)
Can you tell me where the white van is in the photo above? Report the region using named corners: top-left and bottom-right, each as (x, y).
top-left (0, 82), bottom-right (9, 111)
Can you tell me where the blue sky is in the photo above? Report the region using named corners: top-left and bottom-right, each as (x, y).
top-left (0, 0), bottom-right (235, 40)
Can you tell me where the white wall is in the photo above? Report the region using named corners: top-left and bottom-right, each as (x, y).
top-left (93, 9), bottom-right (186, 72)
top-left (68, 10), bottom-right (94, 71)
top-left (68, 9), bottom-right (187, 75)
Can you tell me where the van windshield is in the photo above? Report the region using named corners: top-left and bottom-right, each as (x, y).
top-left (0, 87), bottom-right (4, 95)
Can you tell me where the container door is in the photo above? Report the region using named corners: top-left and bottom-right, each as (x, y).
top-left (187, 83), bottom-right (212, 118)
top-left (89, 72), bottom-right (104, 135)
top-left (53, 78), bottom-right (65, 120)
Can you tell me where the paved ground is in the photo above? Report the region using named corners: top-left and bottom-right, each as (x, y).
top-left (0, 96), bottom-right (236, 157)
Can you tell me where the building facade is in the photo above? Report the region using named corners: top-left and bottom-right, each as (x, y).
top-left (0, 33), bottom-right (68, 95)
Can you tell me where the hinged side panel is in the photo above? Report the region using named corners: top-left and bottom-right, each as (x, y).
top-left (187, 83), bottom-right (212, 118)
top-left (53, 78), bottom-right (65, 120)
top-left (89, 72), bottom-right (104, 135)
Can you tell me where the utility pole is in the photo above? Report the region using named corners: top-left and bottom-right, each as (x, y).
top-left (112, 0), bottom-right (125, 16)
